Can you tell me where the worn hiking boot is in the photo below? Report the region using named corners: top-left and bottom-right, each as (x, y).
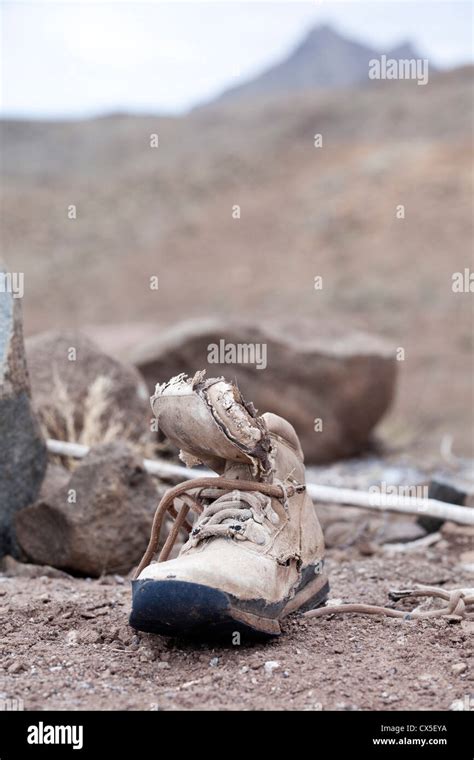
top-left (130, 372), bottom-right (328, 638)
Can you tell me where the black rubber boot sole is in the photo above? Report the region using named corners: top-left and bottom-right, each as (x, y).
top-left (130, 576), bottom-right (329, 640)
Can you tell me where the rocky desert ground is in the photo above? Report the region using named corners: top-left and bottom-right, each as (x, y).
top-left (0, 518), bottom-right (473, 711)
top-left (1, 24), bottom-right (473, 713)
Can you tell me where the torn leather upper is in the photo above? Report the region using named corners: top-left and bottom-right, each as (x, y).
top-left (151, 371), bottom-right (272, 478)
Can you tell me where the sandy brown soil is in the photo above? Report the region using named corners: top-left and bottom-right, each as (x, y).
top-left (1, 530), bottom-right (472, 711)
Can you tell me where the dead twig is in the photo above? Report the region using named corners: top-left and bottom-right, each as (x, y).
top-left (46, 438), bottom-right (474, 526)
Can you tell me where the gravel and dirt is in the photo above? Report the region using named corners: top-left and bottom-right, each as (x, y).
top-left (1, 529), bottom-right (472, 711)
top-left (1, 50), bottom-right (472, 716)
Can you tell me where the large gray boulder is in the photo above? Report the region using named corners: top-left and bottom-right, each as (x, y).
top-left (0, 291), bottom-right (47, 556)
top-left (129, 319), bottom-right (397, 463)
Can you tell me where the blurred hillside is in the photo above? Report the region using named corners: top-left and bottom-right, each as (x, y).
top-left (1, 62), bottom-right (473, 459)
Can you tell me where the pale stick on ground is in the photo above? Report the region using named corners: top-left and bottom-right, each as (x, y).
top-left (46, 438), bottom-right (474, 526)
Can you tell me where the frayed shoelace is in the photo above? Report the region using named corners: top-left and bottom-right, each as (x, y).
top-left (182, 488), bottom-right (281, 550)
top-left (134, 476), bottom-right (305, 579)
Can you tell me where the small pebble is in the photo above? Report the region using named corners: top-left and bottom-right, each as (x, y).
top-left (264, 660), bottom-right (280, 676)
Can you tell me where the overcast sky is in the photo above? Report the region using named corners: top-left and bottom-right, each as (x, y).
top-left (1, 0), bottom-right (472, 119)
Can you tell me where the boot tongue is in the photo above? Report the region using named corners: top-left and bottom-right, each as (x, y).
top-left (151, 374), bottom-right (272, 477)
top-left (223, 462), bottom-right (258, 482)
